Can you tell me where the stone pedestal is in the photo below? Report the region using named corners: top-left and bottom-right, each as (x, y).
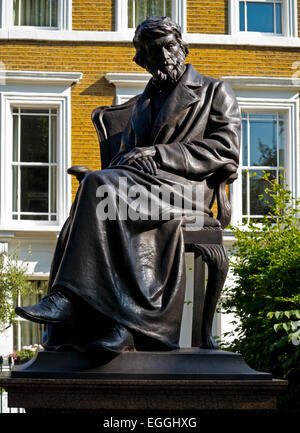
top-left (0, 376), bottom-right (287, 413)
top-left (0, 349), bottom-right (288, 413)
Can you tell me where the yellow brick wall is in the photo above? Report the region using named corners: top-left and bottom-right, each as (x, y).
top-left (71, 0), bottom-right (228, 33)
top-left (187, 0), bottom-right (227, 34)
top-left (72, 0), bottom-right (115, 31)
top-left (71, 1), bottom-right (300, 36)
top-left (0, 41), bottom-right (298, 199)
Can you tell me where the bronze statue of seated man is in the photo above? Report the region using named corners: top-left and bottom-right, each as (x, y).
top-left (15, 16), bottom-right (240, 356)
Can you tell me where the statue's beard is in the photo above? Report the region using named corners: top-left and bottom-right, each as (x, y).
top-left (145, 50), bottom-right (186, 86)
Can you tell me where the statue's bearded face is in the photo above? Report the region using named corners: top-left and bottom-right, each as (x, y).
top-left (141, 33), bottom-right (186, 84)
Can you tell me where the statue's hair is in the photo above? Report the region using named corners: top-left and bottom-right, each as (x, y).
top-left (133, 16), bottom-right (189, 68)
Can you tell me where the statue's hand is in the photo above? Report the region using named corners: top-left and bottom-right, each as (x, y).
top-left (117, 147), bottom-right (158, 175)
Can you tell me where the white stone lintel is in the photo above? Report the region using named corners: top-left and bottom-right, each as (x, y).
top-left (0, 70), bottom-right (83, 86)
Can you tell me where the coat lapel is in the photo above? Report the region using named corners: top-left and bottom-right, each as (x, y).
top-left (151, 64), bottom-right (203, 144)
top-left (131, 64), bottom-right (204, 146)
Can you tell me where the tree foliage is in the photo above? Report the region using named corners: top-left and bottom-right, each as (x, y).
top-left (221, 172), bottom-right (300, 412)
top-left (0, 249), bottom-right (33, 330)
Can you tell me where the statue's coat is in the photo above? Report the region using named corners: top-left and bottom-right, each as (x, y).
top-left (43, 65), bottom-right (240, 351)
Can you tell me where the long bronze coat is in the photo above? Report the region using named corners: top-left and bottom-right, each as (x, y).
top-left (43, 64), bottom-right (241, 352)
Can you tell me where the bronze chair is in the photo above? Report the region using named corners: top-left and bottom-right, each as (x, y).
top-left (68, 98), bottom-right (237, 349)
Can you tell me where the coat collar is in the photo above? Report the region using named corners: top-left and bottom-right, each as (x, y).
top-left (131, 64), bottom-right (203, 145)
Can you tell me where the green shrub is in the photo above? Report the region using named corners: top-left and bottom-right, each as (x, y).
top-left (221, 172), bottom-right (300, 412)
top-left (0, 249), bottom-right (33, 330)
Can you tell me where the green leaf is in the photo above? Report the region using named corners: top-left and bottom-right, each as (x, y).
top-left (274, 323), bottom-right (281, 332)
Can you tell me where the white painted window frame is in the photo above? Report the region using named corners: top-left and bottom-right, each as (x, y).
top-left (11, 106), bottom-right (59, 223)
top-left (0, 0), bottom-right (298, 46)
top-left (237, 108), bottom-right (289, 222)
top-left (0, 70), bottom-right (82, 232)
top-left (1, 95), bottom-right (68, 230)
top-left (228, 0), bottom-right (297, 37)
top-left (0, 0), bottom-right (72, 31)
top-left (115, 0), bottom-right (186, 34)
top-left (222, 77), bottom-right (300, 226)
top-left (105, 72), bottom-right (151, 104)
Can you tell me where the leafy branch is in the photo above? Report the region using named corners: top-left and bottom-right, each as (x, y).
top-left (0, 248), bottom-right (33, 330)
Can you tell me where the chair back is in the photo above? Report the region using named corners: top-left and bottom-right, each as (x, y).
top-left (91, 97), bottom-right (138, 170)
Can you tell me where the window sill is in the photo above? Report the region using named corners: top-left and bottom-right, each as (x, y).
top-left (11, 26), bottom-right (60, 31)
top-left (0, 226), bottom-right (62, 235)
top-left (0, 29), bottom-right (299, 47)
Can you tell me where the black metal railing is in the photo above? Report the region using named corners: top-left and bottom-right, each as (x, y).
top-left (0, 355), bottom-right (25, 413)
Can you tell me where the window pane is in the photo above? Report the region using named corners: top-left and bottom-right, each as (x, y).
top-left (133, 0), bottom-right (172, 27)
top-left (239, 2), bottom-right (245, 31)
top-left (13, 115), bottom-right (19, 161)
top-left (20, 166), bottom-right (49, 213)
top-left (12, 107), bottom-right (58, 221)
top-left (13, 321), bottom-right (42, 350)
top-left (21, 108), bottom-right (49, 114)
top-left (14, 0), bottom-right (20, 25)
top-left (136, 0), bottom-right (148, 26)
top-left (21, 114), bottom-right (49, 162)
top-left (51, 115), bottom-right (57, 163)
top-left (12, 166), bottom-right (18, 213)
top-left (51, 166), bottom-right (57, 214)
top-left (276, 3), bottom-right (282, 34)
top-left (249, 116), bottom-right (277, 166)
top-left (242, 170), bottom-right (248, 215)
top-left (15, 0), bottom-right (57, 27)
top-left (13, 280), bottom-right (48, 350)
top-left (166, 0), bottom-right (172, 16)
top-left (278, 117), bottom-right (285, 166)
top-left (148, 0), bottom-right (164, 16)
top-left (21, 214), bottom-right (49, 220)
top-left (249, 114), bottom-right (277, 120)
top-left (20, 0), bottom-right (29, 25)
top-left (51, 0), bottom-right (58, 27)
top-left (278, 168), bottom-right (284, 185)
top-left (242, 118), bottom-right (248, 166)
top-left (128, 0), bottom-right (133, 27)
top-left (45, 0), bottom-right (51, 27)
top-left (247, 2), bottom-right (274, 33)
top-left (19, 281), bottom-right (48, 306)
top-left (249, 170), bottom-right (276, 215)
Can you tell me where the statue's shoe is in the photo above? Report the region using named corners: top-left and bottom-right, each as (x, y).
top-left (15, 290), bottom-right (78, 324)
top-left (89, 323), bottom-right (135, 355)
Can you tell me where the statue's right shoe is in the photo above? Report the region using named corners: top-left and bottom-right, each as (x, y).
top-left (88, 323), bottom-right (135, 355)
top-left (15, 290), bottom-right (78, 325)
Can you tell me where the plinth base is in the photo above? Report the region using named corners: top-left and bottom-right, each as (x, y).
top-left (0, 349), bottom-right (288, 412)
top-left (10, 348), bottom-right (271, 380)
top-left (0, 376), bottom-right (287, 412)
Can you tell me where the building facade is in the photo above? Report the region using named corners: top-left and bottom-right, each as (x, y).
top-left (0, 0), bottom-right (299, 355)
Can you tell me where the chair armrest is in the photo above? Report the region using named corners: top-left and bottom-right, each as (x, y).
top-left (214, 163), bottom-right (238, 229)
top-left (67, 165), bottom-right (93, 183)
